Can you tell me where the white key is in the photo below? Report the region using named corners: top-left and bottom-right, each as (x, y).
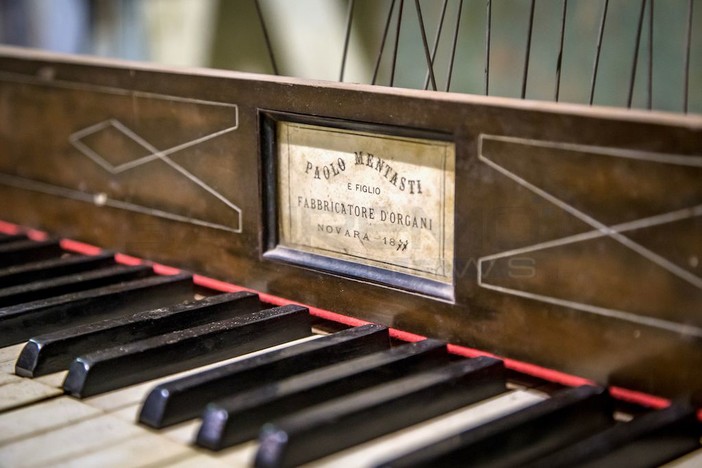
top-left (662, 447), bottom-right (702, 467)
top-left (108, 404), bottom-right (200, 447)
top-left (48, 431), bottom-right (198, 468)
top-left (308, 389), bottom-right (547, 468)
top-left (34, 371), bottom-right (68, 388)
top-left (0, 343), bottom-right (25, 365)
top-left (0, 379), bottom-right (62, 412)
top-left (75, 332), bottom-right (323, 468)
top-left (210, 440), bottom-right (259, 466)
top-left (111, 405), bottom-right (201, 451)
top-left (0, 414), bottom-right (144, 467)
top-left (156, 453), bottom-right (230, 468)
top-left (0, 360), bottom-right (14, 374)
top-left (28, 335), bottom-right (322, 467)
top-left (0, 397), bottom-right (101, 445)
top-left (159, 420), bottom-right (201, 445)
top-left (0, 344), bottom-right (25, 375)
top-left (93, 336), bottom-right (320, 468)
top-left (72, 406), bottom-right (257, 466)
top-left (0, 373), bottom-right (21, 386)
top-left (81, 380), bottom-right (158, 413)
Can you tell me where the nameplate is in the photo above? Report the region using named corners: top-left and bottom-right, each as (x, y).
top-left (270, 118), bottom-right (455, 292)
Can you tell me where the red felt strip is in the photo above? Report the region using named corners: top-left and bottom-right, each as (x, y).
top-left (448, 344), bottom-right (596, 388)
top-left (609, 386), bottom-right (670, 410)
top-left (388, 328), bottom-right (426, 343)
top-left (26, 229), bottom-right (48, 241)
top-left (152, 263), bottom-right (182, 275)
top-left (192, 275), bottom-right (370, 328)
top-left (114, 253), bottom-right (143, 265)
top-left (0, 220), bottom-right (20, 234)
top-left (60, 239), bottom-right (103, 256)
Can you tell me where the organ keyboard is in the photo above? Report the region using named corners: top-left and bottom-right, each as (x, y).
top-left (0, 42), bottom-right (701, 467)
top-left (0, 226), bottom-right (700, 467)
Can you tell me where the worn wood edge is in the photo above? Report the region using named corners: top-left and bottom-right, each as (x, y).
top-left (0, 45), bottom-right (700, 129)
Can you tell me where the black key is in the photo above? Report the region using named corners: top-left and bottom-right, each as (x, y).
top-left (196, 339), bottom-right (450, 450)
top-left (15, 291), bottom-right (261, 377)
top-left (0, 252), bottom-right (115, 288)
top-left (139, 323), bottom-right (391, 428)
top-left (0, 233), bottom-right (28, 244)
top-left (526, 404), bottom-right (702, 468)
top-left (63, 304), bottom-right (312, 398)
top-left (0, 264), bottom-right (152, 307)
top-left (378, 385), bottom-right (614, 468)
top-left (0, 239), bottom-right (63, 267)
top-left (0, 272), bottom-right (194, 346)
top-left (254, 357), bottom-right (506, 468)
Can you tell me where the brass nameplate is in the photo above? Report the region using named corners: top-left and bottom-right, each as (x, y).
top-left (276, 121), bottom-right (455, 287)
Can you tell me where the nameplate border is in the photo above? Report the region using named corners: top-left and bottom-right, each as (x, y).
top-left (260, 110), bottom-right (456, 301)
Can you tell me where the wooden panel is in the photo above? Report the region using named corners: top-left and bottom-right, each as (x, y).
top-left (0, 46), bottom-right (700, 398)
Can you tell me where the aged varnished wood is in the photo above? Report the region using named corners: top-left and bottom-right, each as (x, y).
top-left (0, 46), bottom-right (700, 399)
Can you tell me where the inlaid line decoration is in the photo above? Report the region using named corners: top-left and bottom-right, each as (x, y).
top-left (477, 134), bottom-right (702, 337)
top-left (69, 118), bottom-right (243, 233)
top-left (0, 71), bottom-right (243, 234)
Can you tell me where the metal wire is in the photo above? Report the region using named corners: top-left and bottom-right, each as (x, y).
top-left (522, 0), bottom-right (536, 99)
top-left (684, 0), bottom-right (693, 113)
top-left (485, 0), bottom-right (492, 95)
top-left (423, 0), bottom-right (449, 91)
top-left (415, 0), bottom-right (438, 91)
top-left (647, 0), bottom-right (653, 109)
top-left (555, 0), bottom-right (568, 102)
top-left (327, 0), bottom-right (691, 112)
top-left (390, 0), bottom-right (405, 87)
top-left (372, 0), bottom-right (396, 85)
top-left (589, 0), bottom-right (609, 105)
top-left (627, 0), bottom-right (647, 108)
top-left (254, 0), bottom-right (278, 75)
top-left (446, 0), bottom-right (464, 92)
top-left (339, 0), bottom-right (356, 82)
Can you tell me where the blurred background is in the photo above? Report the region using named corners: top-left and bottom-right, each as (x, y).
top-left (0, 0), bottom-right (700, 113)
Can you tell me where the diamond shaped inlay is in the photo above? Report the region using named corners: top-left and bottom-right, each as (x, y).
top-left (69, 119), bottom-right (161, 174)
